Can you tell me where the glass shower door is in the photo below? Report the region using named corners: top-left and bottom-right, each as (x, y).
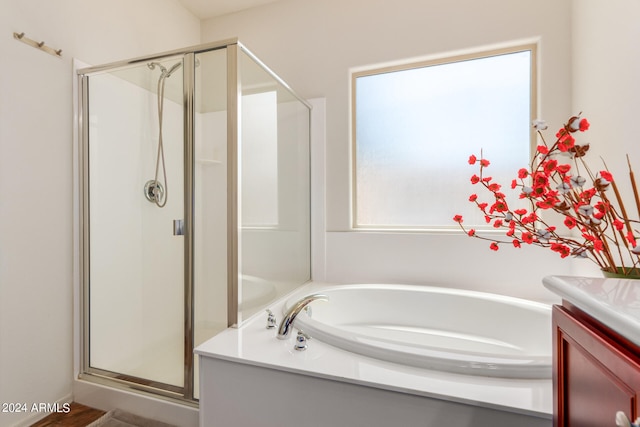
top-left (86, 56), bottom-right (186, 391)
top-left (78, 41), bottom-right (310, 403)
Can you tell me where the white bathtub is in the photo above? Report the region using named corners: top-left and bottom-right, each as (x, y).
top-left (285, 284), bottom-right (551, 379)
top-left (197, 282), bottom-right (552, 426)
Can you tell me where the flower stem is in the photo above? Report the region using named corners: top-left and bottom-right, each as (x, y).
top-left (627, 154), bottom-right (640, 219)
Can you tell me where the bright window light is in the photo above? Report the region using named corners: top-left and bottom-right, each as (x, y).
top-left (352, 45), bottom-right (536, 229)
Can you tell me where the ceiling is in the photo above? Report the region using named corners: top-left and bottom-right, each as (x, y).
top-left (177, 0), bottom-right (283, 19)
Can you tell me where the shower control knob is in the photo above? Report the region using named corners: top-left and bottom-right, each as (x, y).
top-left (144, 179), bottom-right (165, 204)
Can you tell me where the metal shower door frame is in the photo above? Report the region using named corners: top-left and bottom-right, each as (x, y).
top-left (77, 38), bottom-right (310, 404)
top-left (77, 40), bottom-right (236, 403)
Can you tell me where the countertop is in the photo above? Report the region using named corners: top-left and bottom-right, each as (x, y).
top-left (543, 275), bottom-right (640, 347)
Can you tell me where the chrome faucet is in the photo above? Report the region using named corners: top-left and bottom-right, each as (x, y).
top-left (276, 294), bottom-right (328, 340)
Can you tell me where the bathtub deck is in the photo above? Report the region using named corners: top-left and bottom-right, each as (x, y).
top-left (195, 282), bottom-right (552, 420)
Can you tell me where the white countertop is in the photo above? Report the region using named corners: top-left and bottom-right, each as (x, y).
top-left (543, 275), bottom-right (640, 347)
top-left (195, 282), bottom-right (552, 419)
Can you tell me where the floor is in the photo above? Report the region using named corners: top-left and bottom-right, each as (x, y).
top-left (30, 402), bottom-right (106, 426)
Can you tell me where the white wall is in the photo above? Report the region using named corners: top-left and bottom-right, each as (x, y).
top-left (0, 2), bottom-right (199, 426)
top-left (570, 0), bottom-right (640, 278)
top-left (201, 0), bottom-right (574, 302)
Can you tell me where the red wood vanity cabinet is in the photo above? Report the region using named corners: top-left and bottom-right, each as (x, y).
top-left (552, 303), bottom-right (640, 427)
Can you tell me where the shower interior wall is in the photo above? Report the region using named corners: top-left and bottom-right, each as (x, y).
top-left (88, 68), bottom-right (187, 383)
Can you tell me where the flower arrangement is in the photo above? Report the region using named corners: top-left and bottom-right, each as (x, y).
top-left (453, 114), bottom-right (640, 277)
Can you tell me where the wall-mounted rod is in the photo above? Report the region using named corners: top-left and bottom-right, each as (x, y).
top-left (13, 32), bottom-right (62, 58)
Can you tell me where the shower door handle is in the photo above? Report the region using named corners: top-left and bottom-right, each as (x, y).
top-left (174, 219), bottom-right (184, 236)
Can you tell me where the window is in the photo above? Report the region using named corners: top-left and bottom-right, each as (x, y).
top-left (352, 44), bottom-right (536, 230)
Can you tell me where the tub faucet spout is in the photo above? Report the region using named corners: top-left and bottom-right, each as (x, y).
top-left (277, 294), bottom-right (328, 340)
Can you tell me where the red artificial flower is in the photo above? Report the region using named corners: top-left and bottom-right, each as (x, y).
top-left (488, 183), bottom-right (501, 192)
top-left (453, 215), bottom-right (463, 223)
top-left (478, 202), bottom-right (488, 210)
top-left (511, 179), bottom-right (517, 189)
top-left (556, 128), bottom-right (576, 152)
top-left (600, 170), bottom-right (614, 182)
top-left (493, 219), bottom-right (503, 228)
top-left (579, 118), bottom-right (590, 131)
top-left (518, 168), bottom-right (529, 179)
top-left (536, 193), bottom-right (560, 209)
top-left (469, 194), bottom-right (478, 202)
top-left (532, 172), bottom-right (549, 188)
top-left (490, 200), bottom-right (508, 213)
top-left (537, 145), bottom-right (549, 155)
top-left (556, 127), bottom-right (568, 139)
top-left (551, 243), bottom-right (571, 258)
top-left (471, 174), bottom-right (480, 184)
top-left (513, 240), bottom-right (521, 248)
top-left (627, 232), bottom-right (637, 247)
top-left (514, 209), bottom-right (528, 216)
top-left (564, 216), bottom-right (577, 229)
top-left (480, 159), bottom-right (490, 167)
top-left (490, 242), bottom-right (499, 251)
top-left (468, 229), bottom-right (476, 236)
top-left (536, 199), bottom-right (554, 209)
top-left (556, 164), bottom-right (571, 174)
top-left (593, 239), bottom-right (604, 252)
top-left (482, 176), bottom-right (492, 182)
top-left (532, 186), bottom-right (547, 197)
top-left (542, 159), bottom-right (558, 174)
top-left (506, 228), bottom-right (515, 237)
top-left (579, 188), bottom-right (597, 202)
top-left (614, 219), bottom-right (624, 231)
top-left (468, 154), bottom-right (477, 164)
top-left (546, 189), bottom-right (559, 199)
top-left (521, 213), bottom-right (538, 224)
top-left (521, 232), bottom-right (534, 244)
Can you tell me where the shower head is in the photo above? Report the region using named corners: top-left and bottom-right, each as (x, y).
top-left (166, 62), bottom-right (182, 78)
top-left (147, 61), bottom-right (182, 78)
top-left (147, 61), bottom-right (165, 73)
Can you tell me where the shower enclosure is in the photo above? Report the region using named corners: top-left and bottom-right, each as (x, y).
top-left (76, 39), bottom-right (311, 402)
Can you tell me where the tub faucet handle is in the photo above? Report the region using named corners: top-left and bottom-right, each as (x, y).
top-left (265, 309), bottom-right (277, 329)
top-left (294, 331), bottom-right (308, 351)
